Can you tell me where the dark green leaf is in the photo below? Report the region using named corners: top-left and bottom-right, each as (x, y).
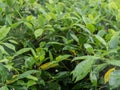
top-left (109, 70), bottom-right (120, 89)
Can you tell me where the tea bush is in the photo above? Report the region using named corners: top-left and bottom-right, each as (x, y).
top-left (0, 0), bottom-right (120, 90)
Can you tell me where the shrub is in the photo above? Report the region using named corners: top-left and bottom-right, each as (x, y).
top-left (0, 0), bottom-right (120, 90)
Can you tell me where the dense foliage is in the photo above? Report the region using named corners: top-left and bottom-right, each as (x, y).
top-left (0, 0), bottom-right (120, 90)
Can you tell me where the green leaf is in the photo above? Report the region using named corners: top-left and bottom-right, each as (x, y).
top-left (0, 26), bottom-right (10, 40)
top-left (74, 24), bottom-right (91, 34)
top-left (109, 70), bottom-right (120, 89)
top-left (24, 56), bottom-right (35, 68)
top-left (49, 51), bottom-right (53, 61)
top-left (13, 48), bottom-right (35, 58)
top-left (84, 43), bottom-right (94, 53)
top-left (38, 15), bottom-right (46, 27)
top-left (72, 57), bottom-right (95, 82)
top-left (86, 24), bottom-right (95, 33)
top-left (0, 85), bottom-right (9, 90)
top-left (70, 33), bottom-right (79, 43)
top-left (94, 35), bottom-right (107, 46)
top-left (34, 29), bottom-right (44, 38)
top-left (11, 21), bottom-right (23, 29)
top-left (27, 80), bottom-right (36, 87)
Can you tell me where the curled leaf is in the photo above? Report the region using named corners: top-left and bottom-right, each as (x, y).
top-left (104, 67), bottom-right (115, 84)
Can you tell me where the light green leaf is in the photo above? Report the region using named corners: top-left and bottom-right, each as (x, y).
top-left (4, 65), bottom-right (14, 71)
top-left (56, 55), bottom-right (70, 61)
top-left (72, 57), bottom-right (95, 82)
top-left (84, 43), bottom-right (94, 53)
top-left (74, 24), bottom-right (91, 34)
top-left (0, 26), bottom-right (10, 40)
top-left (0, 59), bottom-right (8, 63)
top-left (114, 0), bottom-right (120, 9)
top-left (0, 45), bottom-right (8, 55)
top-left (70, 33), bottom-right (79, 43)
top-left (2, 43), bottom-right (15, 51)
top-left (27, 75), bottom-right (38, 81)
top-left (38, 15), bottom-right (46, 26)
top-left (8, 40), bottom-right (18, 44)
top-left (24, 22), bottom-right (33, 30)
top-left (27, 80), bottom-right (36, 88)
top-left (49, 51), bottom-right (53, 61)
top-left (90, 71), bottom-right (97, 86)
top-left (94, 35), bottom-right (107, 46)
top-left (97, 30), bottom-right (106, 37)
top-left (109, 1), bottom-right (118, 10)
top-left (93, 64), bottom-right (107, 74)
top-left (49, 0), bottom-right (54, 4)
top-left (34, 29), bottom-right (44, 38)
top-left (0, 85), bottom-right (9, 90)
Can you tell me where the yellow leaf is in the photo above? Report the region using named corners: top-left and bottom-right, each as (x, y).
top-left (70, 50), bottom-right (76, 56)
top-left (88, 14), bottom-right (94, 20)
top-left (104, 67), bottom-right (115, 84)
top-left (39, 62), bottom-right (58, 70)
